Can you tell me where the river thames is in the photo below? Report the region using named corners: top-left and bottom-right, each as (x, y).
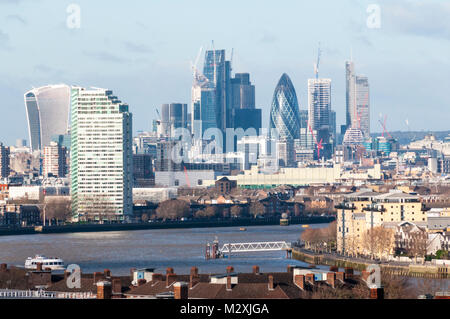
top-left (0, 224), bottom-right (327, 275)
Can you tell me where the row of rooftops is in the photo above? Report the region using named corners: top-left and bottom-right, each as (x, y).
top-left (0, 263), bottom-right (376, 299)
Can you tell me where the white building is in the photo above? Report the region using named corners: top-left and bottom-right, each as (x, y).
top-left (43, 141), bottom-right (67, 177)
top-left (70, 87), bottom-right (133, 222)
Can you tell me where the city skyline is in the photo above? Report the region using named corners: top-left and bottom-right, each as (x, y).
top-left (0, 0), bottom-right (450, 145)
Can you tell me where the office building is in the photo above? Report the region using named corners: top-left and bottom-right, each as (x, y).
top-left (0, 143), bottom-right (10, 179)
top-left (345, 61), bottom-right (370, 137)
top-left (24, 84), bottom-right (71, 151)
top-left (70, 87), bottom-right (133, 222)
top-left (269, 73), bottom-right (301, 141)
top-left (160, 103), bottom-right (189, 137)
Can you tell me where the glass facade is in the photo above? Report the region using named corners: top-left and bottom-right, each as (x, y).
top-left (24, 85), bottom-right (70, 151)
top-left (269, 73), bottom-right (301, 141)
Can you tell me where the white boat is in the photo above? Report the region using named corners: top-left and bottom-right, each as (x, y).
top-left (24, 255), bottom-right (65, 270)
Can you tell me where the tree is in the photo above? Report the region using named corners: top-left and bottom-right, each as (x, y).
top-left (156, 199), bottom-right (190, 220)
top-left (195, 206), bottom-right (218, 219)
top-left (249, 201), bottom-right (265, 218)
top-left (41, 197), bottom-right (72, 224)
top-left (141, 213), bottom-right (149, 223)
top-left (362, 226), bottom-right (395, 260)
top-left (230, 205), bottom-right (243, 218)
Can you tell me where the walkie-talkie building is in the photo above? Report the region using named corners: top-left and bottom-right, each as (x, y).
top-left (269, 73), bottom-right (301, 141)
top-left (24, 84), bottom-right (71, 151)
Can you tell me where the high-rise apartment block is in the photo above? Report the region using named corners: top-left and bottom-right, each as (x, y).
top-left (43, 141), bottom-right (67, 177)
top-left (70, 87), bottom-right (133, 222)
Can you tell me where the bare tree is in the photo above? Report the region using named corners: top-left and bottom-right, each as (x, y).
top-left (230, 205), bottom-right (244, 218)
top-left (362, 227), bottom-right (395, 260)
top-left (249, 201), bottom-right (265, 218)
top-left (42, 197), bottom-right (72, 225)
top-left (156, 199), bottom-right (190, 220)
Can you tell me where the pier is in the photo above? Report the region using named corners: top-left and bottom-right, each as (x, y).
top-left (206, 239), bottom-right (292, 259)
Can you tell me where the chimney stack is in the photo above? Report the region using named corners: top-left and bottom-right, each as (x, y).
top-left (174, 282), bottom-right (189, 299)
top-left (36, 262), bottom-right (43, 271)
top-left (268, 275), bottom-right (274, 291)
top-left (112, 278), bottom-right (122, 297)
top-left (96, 281), bottom-right (112, 299)
top-left (294, 275), bottom-right (305, 290)
top-left (190, 267), bottom-right (198, 277)
top-left (166, 273), bottom-right (177, 287)
top-left (287, 265), bottom-right (294, 273)
top-left (305, 273), bottom-right (315, 286)
top-left (336, 272), bottom-right (346, 283)
top-left (0, 263), bottom-right (7, 272)
top-left (327, 272), bottom-right (336, 288)
top-left (361, 270), bottom-right (370, 282)
top-left (226, 275), bottom-right (232, 291)
top-left (166, 267), bottom-right (174, 275)
top-left (370, 287), bottom-right (384, 300)
top-left (253, 265), bottom-right (260, 275)
top-left (104, 269), bottom-right (111, 278)
top-left (329, 266), bottom-right (338, 272)
top-left (226, 266), bottom-right (234, 274)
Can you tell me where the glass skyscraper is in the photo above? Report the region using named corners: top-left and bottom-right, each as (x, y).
top-left (269, 73), bottom-right (301, 141)
top-left (24, 84), bottom-right (71, 151)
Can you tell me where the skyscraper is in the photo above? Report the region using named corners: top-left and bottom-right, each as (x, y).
top-left (355, 76), bottom-right (370, 137)
top-left (269, 73), bottom-right (301, 141)
top-left (345, 61), bottom-right (370, 137)
top-left (70, 87), bottom-right (133, 222)
top-left (307, 78), bottom-right (331, 132)
top-left (160, 103), bottom-right (188, 137)
top-left (24, 84), bottom-right (71, 151)
top-left (203, 49), bottom-right (232, 133)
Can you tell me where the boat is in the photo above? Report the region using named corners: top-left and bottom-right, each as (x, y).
top-left (24, 255), bottom-right (65, 270)
top-left (302, 225), bottom-right (310, 228)
top-left (239, 227), bottom-right (247, 231)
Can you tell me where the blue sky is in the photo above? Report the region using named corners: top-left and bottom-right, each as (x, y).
top-left (0, 0), bottom-right (449, 145)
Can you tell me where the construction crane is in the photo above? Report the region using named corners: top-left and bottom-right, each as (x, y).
top-left (314, 42), bottom-right (322, 79)
top-left (378, 114), bottom-right (392, 139)
top-left (307, 121), bottom-right (324, 160)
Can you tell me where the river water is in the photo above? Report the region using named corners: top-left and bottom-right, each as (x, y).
top-left (0, 224), bottom-right (326, 276)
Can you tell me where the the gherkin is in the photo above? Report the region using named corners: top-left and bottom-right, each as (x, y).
top-left (269, 73), bottom-right (301, 140)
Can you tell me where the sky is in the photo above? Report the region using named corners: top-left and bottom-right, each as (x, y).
top-left (0, 0), bottom-right (449, 145)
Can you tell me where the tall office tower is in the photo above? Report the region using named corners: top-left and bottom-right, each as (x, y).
top-left (43, 141), bottom-right (67, 177)
top-left (191, 83), bottom-right (217, 138)
top-left (0, 143), bottom-right (10, 178)
top-left (160, 103), bottom-right (188, 137)
top-left (24, 84), bottom-right (71, 151)
top-left (307, 78), bottom-right (331, 132)
top-left (203, 49), bottom-right (232, 133)
top-left (70, 87), bottom-right (133, 222)
top-left (231, 73), bottom-right (261, 137)
top-left (230, 73), bottom-right (255, 110)
top-left (355, 76), bottom-right (370, 137)
top-left (269, 73), bottom-right (301, 141)
top-left (345, 61), bottom-right (370, 137)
